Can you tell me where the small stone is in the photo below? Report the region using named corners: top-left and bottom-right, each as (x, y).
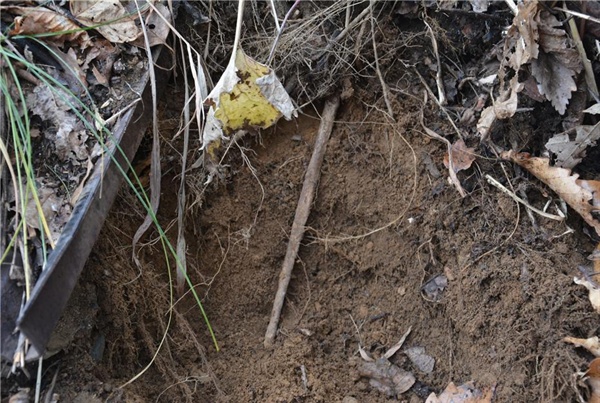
top-left (342, 396), bottom-right (359, 403)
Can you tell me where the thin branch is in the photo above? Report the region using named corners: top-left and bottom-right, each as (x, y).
top-left (264, 96), bottom-right (340, 348)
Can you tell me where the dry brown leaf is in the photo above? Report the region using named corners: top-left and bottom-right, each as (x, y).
top-left (443, 140), bottom-right (476, 173)
top-left (70, 0), bottom-right (140, 43)
top-left (426, 381), bottom-right (494, 403)
top-left (70, 158), bottom-right (95, 206)
top-left (545, 123), bottom-right (600, 169)
top-left (82, 39), bottom-right (119, 83)
top-left (501, 150), bottom-right (600, 236)
top-left (5, 6), bottom-right (90, 47)
top-left (563, 336), bottom-right (600, 357)
top-left (130, 3), bottom-right (171, 48)
top-left (586, 358), bottom-right (600, 403)
top-left (508, 0), bottom-right (539, 70)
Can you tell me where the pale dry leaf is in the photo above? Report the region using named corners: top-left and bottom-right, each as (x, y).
top-left (476, 106), bottom-right (496, 139)
top-left (574, 276), bottom-right (600, 313)
top-left (426, 381), bottom-right (494, 403)
top-left (563, 336), bottom-right (600, 357)
top-left (404, 346), bottom-right (435, 374)
top-left (358, 358), bottom-right (416, 397)
top-left (25, 187), bottom-right (59, 231)
top-left (545, 123), bottom-right (600, 169)
top-left (130, 3), bottom-right (172, 47)
top-left (507, 0), bottom-right (540, 70)
top-left (477, 77), bottom-right (522, 139)
top-left (443, 139), bottom-right (475, 173)
top-left (585, 103), bottom-right (600, 115)
top-left (383, 327), bottom-right (412, 360)
top-left (469, 0), bottom-right (489, 13)
top-left (501, 150), bottom-right (600, 236)
top-left (70, 0), bottom-right (139, 43)
top-left (70, 158), bottom-right (95, 206)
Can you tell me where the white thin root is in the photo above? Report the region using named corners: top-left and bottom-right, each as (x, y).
top-left (485, 174), bottom-right (563, 221)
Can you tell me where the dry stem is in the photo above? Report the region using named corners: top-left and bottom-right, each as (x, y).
top-left (264, 95), bottom-right (340, 348)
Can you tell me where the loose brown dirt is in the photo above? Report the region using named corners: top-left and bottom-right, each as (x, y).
top-left (30, 86), bottom-right (598, 402)
top-left (4, 3), bottom-right (600, 402)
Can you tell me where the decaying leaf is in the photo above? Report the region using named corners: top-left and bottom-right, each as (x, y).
top-left (70, 0), bottom-right (140, 43)
top-left (358, 358), bottom-right (416, 397)
top-left (404, 346), bottom-right (435, 374)
top-left (545, 123), bottom-right (600, 169)
top-left (477, 75), bottom-right (522, 139)
top-left (202, 48), bottom-right (296, 158)
top-left (421, 274), bottom-right (448, 302)
top-left (501, 151), bottom-right (600, 236)
top-left (507, 0), bottom-right (539, 71)
top-left (426, 381), bottom-right (494, 403)
top-left (357, 327), bottom-right (416, 397)
top-left (530, 8), bottom-right (581, 115)
top-left (443, 140), bottom-right (476, 173)
top-left (469, 0), bottom-right (489, 13)
top-left (24, 185), bottom-right (71, 243)
top-left (26, 85), bottom-right (88, 163)
top-left (5, 6), bottom-right (90, 47)
top-left (564, 336), bottom-right (600, 357)
top-left (478, 1), bottom-right (582, 138)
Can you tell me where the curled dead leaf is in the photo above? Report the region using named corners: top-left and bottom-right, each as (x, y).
top-left (443, 140), bottom-right (475, 173)
top-left (586, 358), bottom-right (600, 403)
top-left (6, 6), bottom-right (90, 47)
top-left (477, 77), bottom-right (522, 139)
top-left (501, 150), bottom-right (600, 236)
top-left (507, 0), bottom-right (540, 70)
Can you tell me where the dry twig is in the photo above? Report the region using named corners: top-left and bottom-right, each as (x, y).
top-left (418, 104), bottom-right (466, 197)
top-left (264, 95), bottom-right (340, 348)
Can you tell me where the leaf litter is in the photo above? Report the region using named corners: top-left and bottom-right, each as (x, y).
top-left (1, 0), bottom-right (172, 372)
